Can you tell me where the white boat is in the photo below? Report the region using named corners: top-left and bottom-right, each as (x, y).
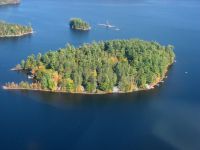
top-left (98, 21), bottom-right (116, 28)
top-left (28, 75), bottom-right (34, 79)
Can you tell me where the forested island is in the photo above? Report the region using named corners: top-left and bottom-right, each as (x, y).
top-left (3, 39), bottom-right (175, 94)
top-left (0, 21), bottom-right (33, 38)
top-left (69, 18), bottom-right (91, 31)
top-left (0, 0), bottom-right (20, 5)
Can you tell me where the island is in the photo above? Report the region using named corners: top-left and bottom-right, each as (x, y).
top-left (0, 0), bottom-right (20, 5)
top-left (0, 21), bottom-right (33, 38)
top-left (69, 18), bottom-right (91, 31)
top-left (3, 39), bottom-right (175, 94)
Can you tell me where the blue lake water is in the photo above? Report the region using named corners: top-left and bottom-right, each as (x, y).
top-left (0, 0), bottom-right (200, 149)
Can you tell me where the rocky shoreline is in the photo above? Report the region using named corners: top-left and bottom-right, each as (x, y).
top-left (0, 0), bottom-right (20, 6)
top-left (2, 69), bottom-right (169, 95)
top-left (71, 26), bottom-right (91, 31)
top-left (0, 30), bottom-right (33, 38)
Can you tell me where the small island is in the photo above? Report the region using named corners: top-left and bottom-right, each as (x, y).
top-left (0, 21), bottom-right (33, 38)
top-left (3, 39), bottom-right (175, 94)
top-left (69, 18), bottom-right (91, 31)
top-left (0, 0), bottom-right (20, 5)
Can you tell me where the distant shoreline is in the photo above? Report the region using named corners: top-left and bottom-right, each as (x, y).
top-left (0, 30), bottom-right (33, 38)
top-left (0, 0), bottom-right (20, 6)
top-left (71, 26), bottom-right (91, 31)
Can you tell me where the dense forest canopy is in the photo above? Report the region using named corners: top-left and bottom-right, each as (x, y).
top-left (0, 21), bottom-right (32, 37)
top-left (69, 18), bottom-right (91, 31)
top-left (0, 0), bottom-right (20, 5)
top-left (9, 39), bottom-right (175, 93)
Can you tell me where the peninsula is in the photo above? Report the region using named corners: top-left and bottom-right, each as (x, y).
top-left (0, 0), bottom-right (20, 5)
top-left (69, 18), bottom-right (91, 31)
top-left (3, 39), bottom-right (175, 94)
top-left (0, 21), bottom-right (33, 38)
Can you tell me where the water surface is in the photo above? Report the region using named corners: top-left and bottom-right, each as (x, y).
top-left (0, 0), bottom-right (200, 150)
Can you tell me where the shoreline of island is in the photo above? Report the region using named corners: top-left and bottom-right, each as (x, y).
top-left (0, 21), bottom-right (34, 38)
top-left (0, 30), bottom-right (34, 38)
top-left (0, 0), bottom-right (20, 6)
top-left (0, 78), bottom-right (163, 94)
top-left (71, 26), bottom-right (91, 31)
top-left (2, 64), bottom-right (173, 94)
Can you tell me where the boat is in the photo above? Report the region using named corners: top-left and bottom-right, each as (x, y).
top-left (98, 21), bottom-right (116, 28)
top-left (28, 75), bottom-right (34, 79)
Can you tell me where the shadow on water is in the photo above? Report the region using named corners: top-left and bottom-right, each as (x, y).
top-left (0, 34), bottom-right (32, 42)
top-left (3, 65), bottom-right (175, 109)
top-left (0, 4), bottom-right (20, 9)
top-left (8, 84), bottom-right (164, 110)
top-left (4, 63), bottom-right (175, 110)
top-left (69, 29), bottom-right (90, 45)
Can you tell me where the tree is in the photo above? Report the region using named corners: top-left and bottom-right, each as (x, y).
top-left (65, 78), bottom-right (74, 92)
top-left (69, 18), bottom-right (91, 30)
top-left (17, 39), bottom-right (175, 93)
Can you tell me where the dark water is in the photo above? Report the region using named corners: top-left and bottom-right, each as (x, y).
top-left (0, 0), bottom-right (200, 149)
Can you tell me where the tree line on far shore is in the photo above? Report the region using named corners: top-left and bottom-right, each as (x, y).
top-left (0, 21), bottom-right (32, 37)
top-left (69, 18), bottom-right (91, 31)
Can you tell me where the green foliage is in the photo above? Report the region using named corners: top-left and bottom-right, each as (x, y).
top-left (23, 54), bottom-right (36, 69)
top-left (118, 75), bottom-right (131, 92)
top-left (19, 81), bottom-right (30, 89)
top-left (64, 78), bottom-right (74, 92)
top-left (38, 70), bottom-right (57, 91)
top-left (21, 39), bottom-right (175, 93)
top-left (0, 21), bottom-right (32, 37)
top-left (69, 18), bottom-right (91, 31)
